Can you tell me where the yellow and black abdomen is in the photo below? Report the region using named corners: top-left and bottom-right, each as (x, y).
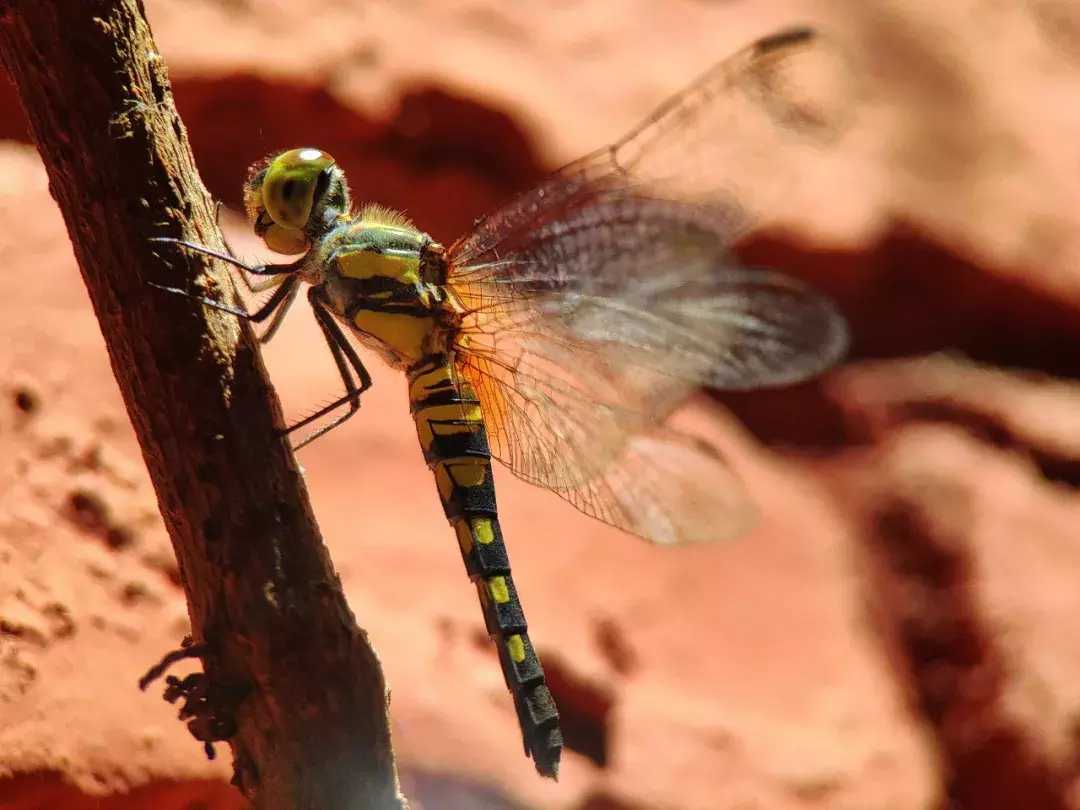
top-left (408, 356), bottom-right (563, 778)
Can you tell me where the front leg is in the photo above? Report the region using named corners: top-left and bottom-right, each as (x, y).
top-left (150, 270), bottom-right (300, 325)
top-left (253, 279), bottom-right (301, 344)
top-left (150, 236), bottom-right (295, 278)
top-left (149, 235), bottom-right (304, 330)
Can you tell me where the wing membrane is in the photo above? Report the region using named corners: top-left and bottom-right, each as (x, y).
top-left (446, 27), bottom-right (856, 543)
top-left (457, 347), bottom-right (756, 544)
top-left (452, 26), bottom-right (858, 266)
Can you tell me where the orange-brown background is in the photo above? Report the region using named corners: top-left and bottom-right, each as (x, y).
top-left (2, 2), bottom-right (1080, 809)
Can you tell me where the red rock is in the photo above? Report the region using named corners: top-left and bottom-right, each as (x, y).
top-left (3, 1), bottom-right (1080, 808)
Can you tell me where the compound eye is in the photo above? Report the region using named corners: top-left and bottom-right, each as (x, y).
top-left (260, 148), bottom-right (336, 230)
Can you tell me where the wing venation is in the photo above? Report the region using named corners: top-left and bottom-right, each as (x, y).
top-left (445, 27), bottom-right (857, 544)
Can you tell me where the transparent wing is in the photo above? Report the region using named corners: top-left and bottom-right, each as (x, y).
top-left (457, 346), bottom-right (757, 545)
top-left (445, 27), bottom-right (856, 544)
top-left (451, 26), bottom-right (858, 267)
top-left (451, 204), bottom-right (844, 543)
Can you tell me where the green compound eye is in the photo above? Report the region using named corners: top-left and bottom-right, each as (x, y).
top-left (261, 148), bottom-right (336, 230)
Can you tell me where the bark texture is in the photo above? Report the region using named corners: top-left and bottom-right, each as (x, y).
top-left (0, 2), bottom-right (408, 808)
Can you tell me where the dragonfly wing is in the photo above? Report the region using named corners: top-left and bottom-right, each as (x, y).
top-left (602, 26), bottom-right (857, 203)
top-left (456, 346), bottom-right (756, 544)
top-left (452, 193), bottom-right (848, 411)
top-left (451, 26), bottom-right (858, 266)
top-left (449, 196), bottom-right (845, 544)
top-left (444, 27), bottom-right (854, 544)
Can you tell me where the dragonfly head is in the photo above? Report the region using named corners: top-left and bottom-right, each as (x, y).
top-left (244, 147), bottom-right (351, 255)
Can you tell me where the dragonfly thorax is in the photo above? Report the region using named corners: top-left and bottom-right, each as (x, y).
top-left (314, 215), bottom-right (453, 369)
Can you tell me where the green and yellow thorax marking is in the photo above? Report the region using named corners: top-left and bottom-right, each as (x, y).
top-left (318, 207), bottom-right (454, 366)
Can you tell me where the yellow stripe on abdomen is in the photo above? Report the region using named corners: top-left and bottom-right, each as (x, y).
top-left (414, 403), bottom-right (484, 456)
top-left (407, 357), bottom-right (562, 778)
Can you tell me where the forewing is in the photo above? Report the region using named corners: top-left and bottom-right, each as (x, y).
top-left (604, 26), bottom-right (857, 203)
top-left (451, 194), bottom-right (848, 481)
top-left (451, 26), bottom-right (858, 266)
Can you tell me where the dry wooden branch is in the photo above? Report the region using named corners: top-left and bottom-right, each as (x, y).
top-left (0, 2), bottom-right (408, 807)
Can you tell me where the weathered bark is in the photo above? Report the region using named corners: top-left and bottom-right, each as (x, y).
top-left (0, 2), bottom-right (408, 808)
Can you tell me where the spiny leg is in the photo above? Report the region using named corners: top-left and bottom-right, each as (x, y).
top-left (254, 279), bottom-right (301, 344)
top-left (150, 270), bottom-right (301, 325)
top-left (282, 287), bottom-right (373, 450)
top-left (213, 207), bottom-right (292, 297)
top-left (151, 236), bottom-right (368, 449)
top-left (151, 234), bottom-right (303, 342)
top-left (204, 247), bottom-right (296, 341)
top-left (150, 236), bottom-right (295, 277)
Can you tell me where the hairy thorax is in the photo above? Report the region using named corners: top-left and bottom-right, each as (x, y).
top-left (308, 209), bottom-right (458, 369)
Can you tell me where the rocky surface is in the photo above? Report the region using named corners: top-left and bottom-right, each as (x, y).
top-left (2, 1), bottom-right (1080, 808)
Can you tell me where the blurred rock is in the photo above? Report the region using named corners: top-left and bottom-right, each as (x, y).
top-left (2, 1), bottom-right (1080, 808)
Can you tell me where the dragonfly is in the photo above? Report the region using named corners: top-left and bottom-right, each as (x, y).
top-left (153, 26), bottom-right (854, 779)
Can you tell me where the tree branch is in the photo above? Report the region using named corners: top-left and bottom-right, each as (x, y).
top-left (0, 2), bottom-right (408, 807)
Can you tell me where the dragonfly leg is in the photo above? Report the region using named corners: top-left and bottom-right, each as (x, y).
top-left (254, 279), bottom-right (301, 344)
top-left (282, 287), bottom-right (372, 450)
top-left (149, 272), bottom-right (300, 326)
top-left (169, 211), bottom-right (292, 295)
top-left (149, 236), bottom-right (296, 277)
top-left (149, 232), bottom-right (305, 333)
